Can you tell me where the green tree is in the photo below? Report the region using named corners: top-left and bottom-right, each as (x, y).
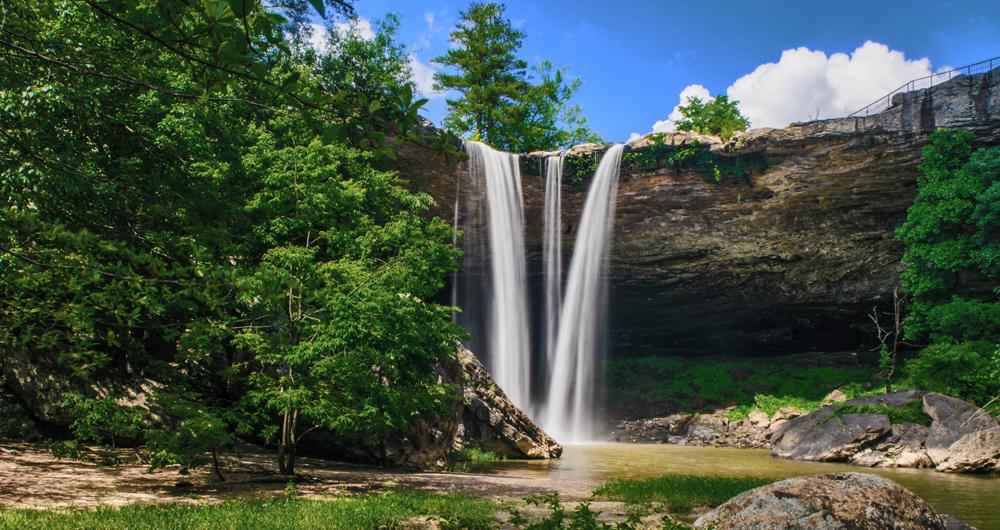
top-left (675, 95), bottom-right (750, 141)
top-left (433, 2), bottom-right (599, 152)
top-left (896, 129), bottom-right (1000, 343)
top-left (1, 0), bottom-right (464, 475)
top-left (896, 129), bottom-right (1000, 407)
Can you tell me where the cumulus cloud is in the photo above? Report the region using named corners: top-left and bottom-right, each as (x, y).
top-left (729, 41), bottom-right (932, 128)
top-left (646, 41), bottom-right (934, 134)
top-left (627, 132), bottom-right (642, 142)
top-left (334, 17), bottom-right (375, 40)
top-left (409, 55), bottom-right (444, 99)
top-left (651, 84), bottom-right (710, 133)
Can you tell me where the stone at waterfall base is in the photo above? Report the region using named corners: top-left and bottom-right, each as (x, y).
top-left (694, 472), bottom-right (975, 530)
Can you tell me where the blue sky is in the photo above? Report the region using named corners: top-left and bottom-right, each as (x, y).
top-left (345, 0), bottom-right (1000, 142)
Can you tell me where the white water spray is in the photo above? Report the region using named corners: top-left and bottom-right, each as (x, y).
top-left (458, 141), bottom-right (532, 410)
top-left (543, 156), bottom-right (563, 367)
top-left (543, 144), bottom-right (624, 442)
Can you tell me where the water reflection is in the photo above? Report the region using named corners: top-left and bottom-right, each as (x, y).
top-left (480, 444), bottom-right (1000, 529)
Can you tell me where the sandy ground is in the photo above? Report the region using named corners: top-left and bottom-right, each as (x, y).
top-left (0, 443), bottom-right (650, 522)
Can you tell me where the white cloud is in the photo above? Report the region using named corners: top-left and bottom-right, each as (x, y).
top-left (334, 17), bottom-right (375, 40)
top-left (645, 41), bottom-right (934, 133)
top-left (306, 18), bottom-right (374, 53)
top-left (627, 132), bottom-right (642, 142)
top-left (729, 41), bottom-right (931, 128)
top-left (409, 54), bottom-right (444, 99)
top-left (651, 84), bottom-right (710, 133)
top-left (306, 23), bottom-right (331, 53)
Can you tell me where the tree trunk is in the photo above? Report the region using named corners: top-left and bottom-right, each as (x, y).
top-left (212, 449), bottom-right (225, 482)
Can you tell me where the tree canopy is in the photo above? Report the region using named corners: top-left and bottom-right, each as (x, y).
top-left (675, 95), bottom-right (750, 141)
top-left (1, 0), bottom-right (462, 474)
top-left (433, 1), bottom-right (600, 152)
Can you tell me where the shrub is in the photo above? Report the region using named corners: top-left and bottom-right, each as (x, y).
top-left (902, 341), bottom-right (999, 409)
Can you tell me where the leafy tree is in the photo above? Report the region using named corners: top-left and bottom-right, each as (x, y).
top-left (433, 2), bottom-right (599, 152)
top-left (675, 95), bottom-right (750, 141)
top-left (896, 129), bottom-right (1000, 343)
top-left (1, 0), bottom-right (464, 475)
top-left (146, 394), bottom-right (235, 481)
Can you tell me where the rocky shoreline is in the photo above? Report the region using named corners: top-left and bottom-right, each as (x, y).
top-left (613, 390), bottom-right (999, 474)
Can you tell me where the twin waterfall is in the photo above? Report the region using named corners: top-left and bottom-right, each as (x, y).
top-left (454, 141), bottom-right (623, 442)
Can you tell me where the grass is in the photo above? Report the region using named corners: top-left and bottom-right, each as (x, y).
top-left (593, 475), bottom-right (774, 514)
top-left (0, 490), bottom-right (496, 530)
top-left (606, 355), bottom-right (875, 419)
top-left (830, 401), bottom-right (933, 426)
top-left (451, 448), bottom-right (507, 463)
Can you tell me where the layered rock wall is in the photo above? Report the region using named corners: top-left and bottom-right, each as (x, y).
top-left (401, 68), bottom-right (1000, 356)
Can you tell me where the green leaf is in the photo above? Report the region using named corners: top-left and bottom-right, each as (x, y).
top-left (307, 0), bottom-right (326, 18)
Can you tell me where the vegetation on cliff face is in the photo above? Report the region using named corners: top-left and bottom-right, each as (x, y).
top-left (0, 0), bottom-right (462, 474)
top-left (433, 2), bottom-right (600, 152)
top-left (897, 129), bottom-right (1000, 410)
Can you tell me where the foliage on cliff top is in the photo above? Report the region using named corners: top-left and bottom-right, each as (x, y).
top-left (675, 95), bottom-right (750, 141)
top-left (433, 2), bottom-right (600, 152)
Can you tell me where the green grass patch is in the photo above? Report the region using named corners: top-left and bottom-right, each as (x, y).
top-left (451, 448), bottom-right (507, 463)
top-left (593, 475), bottom-right (774, 514)
top-left (0, 490), bottom-right (496, 530)
top-left (831, 400), bottom-right (932, 426)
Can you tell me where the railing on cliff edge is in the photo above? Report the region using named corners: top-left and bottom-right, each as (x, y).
top-left (848, 56), bottom-right (999, 117)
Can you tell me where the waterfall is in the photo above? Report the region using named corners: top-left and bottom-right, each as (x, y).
top-left (543, 144), bottom-right (624, 442)
top-left (543, 156), bottom-right (563, 367)
top-left (454, 141), bottom-right (532, 410)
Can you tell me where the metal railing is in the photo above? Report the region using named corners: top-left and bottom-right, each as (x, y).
top-left (848, 56), bottom-right (999, 117)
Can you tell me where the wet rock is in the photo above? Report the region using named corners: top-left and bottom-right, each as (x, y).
top-left (612, 414), bottom-right (693, 443)
top-left (694, 472), bottom-right (962, 530)
top-left (937, 427), bottom-right (1000, 474)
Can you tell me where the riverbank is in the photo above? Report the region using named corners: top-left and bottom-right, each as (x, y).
top-left (2, 443), bottom-right (997, 528)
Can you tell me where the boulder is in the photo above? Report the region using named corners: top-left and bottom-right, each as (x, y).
top-left (923, 393), bottom-right (999, 465)
top-left (612, 414), bottom-right (693, 443)
top-left (937, 427), bottom-right (1000, 474)
top-left (694, 472), bottom-right (966, 530)
top-left (771, 410), bottom-right (891, 462)
top-left (454, 347), bottom-right (562, 459)
top-left (0, 385), bottom-right (41, 442)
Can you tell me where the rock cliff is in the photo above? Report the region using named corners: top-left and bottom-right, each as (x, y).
top-left (400, 68), bottom-right (1000, 356)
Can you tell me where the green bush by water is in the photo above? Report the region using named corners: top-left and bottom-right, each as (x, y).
top-left (0, 490), bottom-right (496, 530)
top-left (594, 475), bottom-right (774, 514)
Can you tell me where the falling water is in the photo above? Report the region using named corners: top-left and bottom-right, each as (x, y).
top-left (543, 144), bottom-right (624, 442)
top-left (543, 156), bottom-right (564, 367)
top-left (455, 141), bottom-right (532, 410)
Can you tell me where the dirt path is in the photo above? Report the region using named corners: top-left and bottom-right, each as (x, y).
top-left (0, 444), bottom-right (601, 511)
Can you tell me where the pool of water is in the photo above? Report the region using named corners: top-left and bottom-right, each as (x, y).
top-left (480, 444), bottom-right (1000, 529)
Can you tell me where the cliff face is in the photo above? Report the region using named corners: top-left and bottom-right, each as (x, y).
top-left (400, 69), bottom-right (1000, 357)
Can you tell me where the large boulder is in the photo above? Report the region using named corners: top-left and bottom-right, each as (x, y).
top-left (923, 393), bottom-right (999, 465)
top-left (694, 472), bottom-right (970, 530)
top-left (771, 390), bottom-right (999, 474)
top-left (937, 427), bottom-right (1000, 474)
top-left (454, 347), bottom-right (562, 459)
